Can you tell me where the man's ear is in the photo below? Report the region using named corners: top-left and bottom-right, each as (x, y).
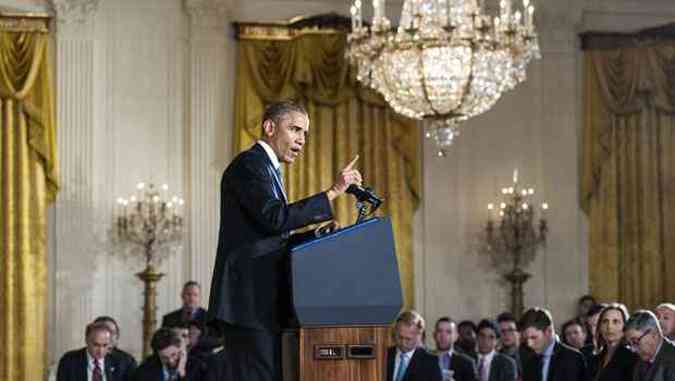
top-left (262, 119), bottom-right (275, 138)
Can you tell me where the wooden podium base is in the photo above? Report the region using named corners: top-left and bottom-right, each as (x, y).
top-left (283, 325), bottom-right (393, 381)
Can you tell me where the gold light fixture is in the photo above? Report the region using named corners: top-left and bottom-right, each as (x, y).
top-left (484, 169), bottom-right (548, 318)
top-left (347, 0), bottom-right (541, 155)
top-left (114, 182), bottom-right (184, 357)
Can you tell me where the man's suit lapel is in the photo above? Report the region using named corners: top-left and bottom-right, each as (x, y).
top-left (253, 144), bottom-right (287, 204)
top-left (105, 354), bottom-right (117, 381)
top-left (402, 350), bottom-right (421, 381)
top-left (546, 342), bottom-right (562, 381)
top-left (77, 349), bottom-right (88, 381)
top-left (387, 348), bottom-right (396, 381)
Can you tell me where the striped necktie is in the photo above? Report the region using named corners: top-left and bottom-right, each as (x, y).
top-left (395, 352), bottom-right (408, 381)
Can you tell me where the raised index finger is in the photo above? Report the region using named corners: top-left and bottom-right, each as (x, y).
top-left (344, 155), bottom-right (359, 171)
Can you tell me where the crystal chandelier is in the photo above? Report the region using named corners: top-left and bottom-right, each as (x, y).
top-left (347, 0), bottom-right (541, 155)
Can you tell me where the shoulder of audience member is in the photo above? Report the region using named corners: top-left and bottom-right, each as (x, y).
top-left (59, 348), bottom-right (86, 362)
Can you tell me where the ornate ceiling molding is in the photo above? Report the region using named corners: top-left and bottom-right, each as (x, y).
top-left (50, 0), bottom-right (101, 24)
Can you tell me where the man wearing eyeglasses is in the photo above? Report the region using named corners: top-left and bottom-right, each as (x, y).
top-left (624, 310), bottom-right (675, 381)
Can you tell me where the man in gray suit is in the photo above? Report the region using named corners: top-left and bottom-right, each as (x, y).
top-left (476, 319), bottom-right (517, 381)
top-left (625, 310), bottom-right (675, 381)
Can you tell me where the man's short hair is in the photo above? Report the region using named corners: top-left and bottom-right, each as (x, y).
top-left (587, 303), bottom-right (607, 318)
top-left (497, 312), bottom-right (517, 325)
top-left (85, 322), bottom-right (113, 339)
top-left (578, 295), bottom-right (596, 305)
top-left (262, 100), bottom-right (308, 127)
top-left (624, 310), bottom-right (663, 336)
top-left (656, 303), bottom-right (675, 313)
top-left (519, 307), bottom-right (554, 332)
top-left (182, 281), bottom-right (200, 292)
top-left (477, 319), bottom-right (501, 339)
top-left (396, 310), bottom-right (425, 332)
top-left (93, 316), bottom-right (120, 336)
top-left (435, 316), bottom-right (456, 331)
top-left (151, 328), bottom-right (182, 353)
top-left (458, 320), bottom-right (477, 332)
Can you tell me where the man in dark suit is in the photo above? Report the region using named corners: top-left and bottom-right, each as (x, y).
top-left (433, 317), bottom-right (477, 381)
top-left (519, 307), bottom-right (589, 381)
top-left (92, 316), bottom-right (137, 381)
top-left (624, 310), bottom-right (675, 381)
top-left (57, 322), bottom-right (132, 381)
top-left (386, 310), bottom-right (443, 381)
top-left (162, 281), bottom-right (207, 328)
top-left (497, 312), bottom-right (524, 378)
top-left (476, 319), bottom-right (517, 381)
top-left (207, 100), bottom-right (363, 381)
top-left (132, 328), bottom-right (204, 381)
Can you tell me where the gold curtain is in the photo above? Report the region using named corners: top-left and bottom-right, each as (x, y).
top-left (0, 24), bottom-right (58, 381)
top-left (581, 42), bottom-right (675, 310)
top-left (234, 32), bottom-right (420, 308)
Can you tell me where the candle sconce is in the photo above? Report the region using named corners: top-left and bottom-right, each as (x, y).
top-left (483, 170), bottom-right (548, 319)
top-left (114, 182), bottom-right (184, 357)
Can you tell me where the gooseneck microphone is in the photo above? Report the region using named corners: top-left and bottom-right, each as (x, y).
top-left (346, 184), bottom-right (383, 209)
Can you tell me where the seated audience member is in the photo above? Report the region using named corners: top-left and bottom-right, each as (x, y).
top-left (57, 322), bottom-right (126, 381)
top-left (204, 348), bottom-right (228, 381)
top-left (561, 318), bottom-right (594, 366)
top-left (497, 312), bottom-right (523, 377)
top-left (386, 310), bottom-right (442, 381)
top-left (655, 303), bottom-right (675, 341)
top-left (457, 320), bottom-right (479, 361)
top-left (433, 317), bottom-right (477, 381)
top-left (519, 307), bottom-right (589, 381)
top-left (589, 303), bottom-right (638, 381)
top-left (93, 316), bottom-right (137, 380)
top-left (187, 320), bottom-right (220, 363)
top-left (585, 303), bottom-right (607, 349)
top-left (624, 310), bottom-right (675, 381)
top-left (170, 323), bottom-right (190, 348)
top-left (476, 319), bottom-right (517, 381)
top-left (133, 328), bottom-right (203, 381)
top-left (162, 281), bottom-right (207, 328)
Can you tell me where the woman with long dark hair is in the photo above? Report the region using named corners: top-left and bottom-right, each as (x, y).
top-left (590, 303), bottom-right (639, 381)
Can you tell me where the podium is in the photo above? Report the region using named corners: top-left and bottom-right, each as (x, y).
top-left (282, 217), bottom-right (403, 381)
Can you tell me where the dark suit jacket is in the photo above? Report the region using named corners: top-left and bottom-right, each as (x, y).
top-left (435, 350), bottom-right (477, 381)
top-left (499, 346), bottom-right (525, 379)
top-left (110, 348), bottom-right (137, 381)
top-left (132, 354), bottom-right (203, 381)
top-left (633, 339), bottom-right (675, 381)
top-left (161, 307), bottom-right (207, 328)
top-left (207, 143), bottom-right (333, 331)
top-left (591, 344), bottom-right (638, 381)
top-left (386, 347), bottom-right (443, 381)
top-left (522, 341), bottom-right (589, 381)
top-left (57, 348), bottom-right (131, 381)
top-left (487, 352), bottom-right (518, 381)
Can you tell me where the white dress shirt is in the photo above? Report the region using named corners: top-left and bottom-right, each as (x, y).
top-left (86, 351), bottom-right (106, 381)
top-left (478, 350), bottom-right (496, 381)
top-left (393, 347), bottom-right (416, 381)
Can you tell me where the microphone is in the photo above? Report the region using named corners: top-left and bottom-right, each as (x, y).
top-left (346, 184), bottom-right (383, 208)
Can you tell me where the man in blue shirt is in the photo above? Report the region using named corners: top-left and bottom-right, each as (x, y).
top-left (519, 307), bottom-right (589, 381)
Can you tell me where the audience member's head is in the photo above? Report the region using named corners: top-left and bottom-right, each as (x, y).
top-left (655, 303), bottom-right (675, 339)
top-left (181, 281), bottom-right (201, 310)
top-left (596, 303), bottom-right (629, 350)
top-left (624, 310), bottom-right (664, 362)
top-left (477, 319), bottom-right (501, 355)
top-left (170, 323), bottom-right (190, 349)
top-left (586, 303), bottom-right (607, 344)
top-left (93, 316), bottom-right (121, 348)
top-left (394, 310), bottom-right (425, 353)
top-left (85, 322), bottom-right (113, 360)
top-left (561, 319), bottom-right (587, 350)
top-left (433, 317), bottom-right (458, 352)
top-left (519, 307), bottom-right (555, 354)
top-left (188, 320), bottom-right (205, 350)
top-left (457, 320), bottom-right (477, 352)
top-left (151, 328), bottom-right (184, 369)
top-left (577, 295), bottom-right (597, 319)
top-left (497, 312), bottom-right (520, 349)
